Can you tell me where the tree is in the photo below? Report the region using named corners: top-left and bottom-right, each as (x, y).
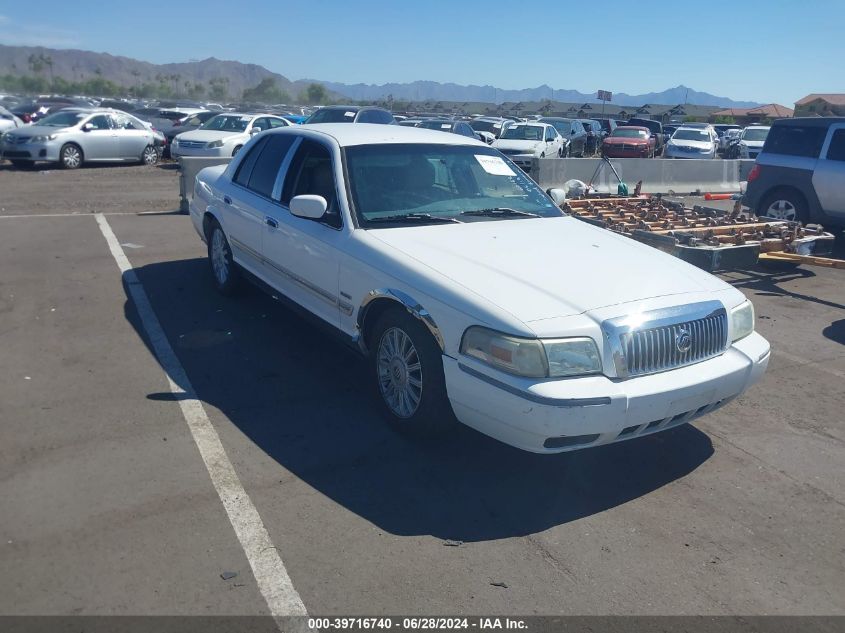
top-left (242, 77), bottom-right (290, 104)
top-left (208, 77), bottom-right (229, 102)
top-left (28, 53), bottom-right (46, 75)
top-left (301, 82), bottom-right (328, 105)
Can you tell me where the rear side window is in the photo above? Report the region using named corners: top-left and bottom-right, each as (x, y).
top-left (826, 129), bottom-right (845, 162)
top-left (764, 125), bottom-right (826, 158)
top-left (233, 136), bottom-right (269, 188)
top-left (247, 134), bottom-right (297, 198)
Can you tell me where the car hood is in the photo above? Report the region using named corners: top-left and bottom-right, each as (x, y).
top-left (669, 139), bottom-right (713, 149)
top-left (9, 124), bottom-right (74, 136)
top-left (604, 136), bottom-right (648, 145)
top-left (492, 140), bottom-right (542, 152)
top-left (175, 129), bottom-right (244, 142)
top-left (368, 216), bottom-right (728, 323)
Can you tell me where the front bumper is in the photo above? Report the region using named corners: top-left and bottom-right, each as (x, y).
top-left (602, 146), bottom-right (650, 158)
top-left (1, 140), bottom-right (61, 162)
top-left (665, 146), bottom-right (713, 159)
top-left (444, 331), bottom-right (770, 453)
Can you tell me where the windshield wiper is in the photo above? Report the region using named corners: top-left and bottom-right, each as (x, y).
top-left (368, 213), bottom-right (461, 224)
top-left (460, 207), bottom-right (541, 218)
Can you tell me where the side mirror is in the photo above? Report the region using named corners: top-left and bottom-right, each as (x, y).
top-left (82, 123), bottom-right (94, 132)
top-left (290, 195), bottom-right (327, 220)
top-left (547, 188), bottom-right (567, 206)
top-left (250, 126), bottom-right (262, 134)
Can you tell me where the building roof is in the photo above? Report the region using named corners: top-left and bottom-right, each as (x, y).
top-left (711, 103), bottom-right (793, 117)
top-left (795, 94), bottom-right (845, 106)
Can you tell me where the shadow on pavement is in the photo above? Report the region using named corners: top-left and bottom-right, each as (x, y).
top-left (823, 319), bottom-right (845, 346)
top-left (123, 256), bottom-right (714, 543)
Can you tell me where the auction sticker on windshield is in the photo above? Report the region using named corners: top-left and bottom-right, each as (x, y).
top-left (475, 154), bottom-right (516, 176)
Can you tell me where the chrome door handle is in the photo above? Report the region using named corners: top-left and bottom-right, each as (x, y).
top-left (265, 216), bottom-right (278, 228)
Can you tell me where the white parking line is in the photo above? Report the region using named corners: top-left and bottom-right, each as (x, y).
top-left (0, 212), bottom-right (142, 219)
top-left (93, 213), bottom-right (307, 620)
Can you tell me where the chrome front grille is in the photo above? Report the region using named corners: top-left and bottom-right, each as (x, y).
top-left (603, 301), bottom-right (728, 379)
top-left (177, 139), bottom-right (206, 149)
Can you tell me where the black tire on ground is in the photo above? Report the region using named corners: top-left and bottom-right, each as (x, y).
top-left (59, 143), bottom-right (83, 169)
top-left (369, 306), bottom-right (456, 437)
top-left (141, 144), bottom-right (159, 166)
top-left (758, 188), bottom-right (809, 224)
top-left (206, 219), bottom-right (241, 295)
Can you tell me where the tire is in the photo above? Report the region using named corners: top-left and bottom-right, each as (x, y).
top-left (758, 189), bottom-right (808, 223)
top-left (232, 145), bottom-right (243, 157)
top-left (59, 143), bottom-right (83, 169)
top-left (369, 306), bottom-right (455, 437)
top-left (206, 219), bottom-right (241, 295)
top-left (141, 144), bottom-right (159, 166)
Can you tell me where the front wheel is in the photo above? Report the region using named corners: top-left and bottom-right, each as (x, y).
top-left (370, 307), bottom-right (455, 436)
top-left (60, 144), bottom-right (82, 169)
top-left (207, 220), bottom-right (241, 295)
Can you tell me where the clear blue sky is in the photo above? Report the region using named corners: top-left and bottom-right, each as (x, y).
top-left (1, 0), bottom-right (842, 105)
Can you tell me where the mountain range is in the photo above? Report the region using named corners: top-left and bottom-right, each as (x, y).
top-left (0, 44), bottom-right (761, 108)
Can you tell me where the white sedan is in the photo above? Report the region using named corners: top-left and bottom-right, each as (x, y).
top-left (664, 127), bottom-right (719, 159)
top-left (492, 122), bottom-right (564, 169)
top-left (172, 113), bottom-right (289, 158)
top-left (190, 124), bottom-right (770, 453)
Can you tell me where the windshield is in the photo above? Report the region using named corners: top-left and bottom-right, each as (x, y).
top-left (673, 129), bottom-right (711, 141)
top-left (612, 128), bottom-right (648, 139)
top-left (742, 128), bottom-right (770, 141)
top-left (306, 108), bottom-right (357, 123)
top-left (540, 119), bottom-right (571, 135)
top-left (468, 120), bottom-right (504, 133)
top-left (35, 111), bottom-right (87, 127)
top-left (346, 144), bottom-right (560, 225)
top-left (201, 115), bottom-right (252, 132)
top-left (418, 121), bottom-right (454, 131)
top-left (501, 126), bottom-right (544, 140)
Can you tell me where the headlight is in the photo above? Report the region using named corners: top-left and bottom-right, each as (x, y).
top-left (206, 140), bottom-right (223, 148)
top-left (461, 326), bottom-right (602, 378)
top-left (730, 301), bottom-right (755, 342)
top-left (31, 134), bottom-right (57, 142)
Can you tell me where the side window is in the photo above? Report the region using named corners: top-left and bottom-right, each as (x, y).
top-left (545, 127), bottom-right (554, 141)
top-left (268, 118), bottom-right (288, 128)
top-left (116, 115), bottom-right (143, 130)
top-left (825, 129), bottom-right (845, 162)
top-left (246, 134), bottom-right (297, 198)
top-left (87, 115), bottom-right (112, 130)
top-left (281, 140), bottom-right (341, 228)
top-left (251, 118), bottom-right (269, 133)
top-left (233, 136), bottom-right (270, 188)
top-left (765, 125), bottom-right (826, 158)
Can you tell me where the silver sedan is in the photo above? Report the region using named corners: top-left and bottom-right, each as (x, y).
top-left (1, 108), bottom-right (160, 169)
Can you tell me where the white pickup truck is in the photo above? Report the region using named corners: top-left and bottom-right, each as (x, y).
top-left (190, 123), bottom-right (770, 453)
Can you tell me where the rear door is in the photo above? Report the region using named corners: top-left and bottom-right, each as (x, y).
top-left (813, 124), bottom-right (845, 217)
top-left (218, 134), bottom-right (296, 276)
top-left (115, 114), bottom-right (150, 159)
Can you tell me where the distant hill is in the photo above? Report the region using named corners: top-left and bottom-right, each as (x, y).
top-left (0, 44), bottom-right (339, 101)
top-left (318, 80), bottom-right (761, 109)
top-left (0, 44), bottom-right (760, 108)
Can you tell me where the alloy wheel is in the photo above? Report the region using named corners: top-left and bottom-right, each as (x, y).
top-left (62, 146), bottom-right (81, 169)
top-left (211, 229), bottom-right (229, 285)
top-left (765, 199), bottom-right (798, 221)
top-left (377, 327), bottom-right (423, 418)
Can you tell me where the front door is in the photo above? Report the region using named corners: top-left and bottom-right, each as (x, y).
top-left (262, 139), bottom-right (345, 328)
top-left (82, 114), bottom-right (118, 160)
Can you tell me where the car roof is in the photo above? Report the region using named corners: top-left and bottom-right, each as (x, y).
top-left (266, 123), bottom-right (486, 147)
top-left (772, 116), bottom-right (845, 128)
top-left (615, 126), bottom-right (649, 131)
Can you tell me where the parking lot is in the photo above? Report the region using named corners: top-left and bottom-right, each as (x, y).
top-left (1, 163), bottom-right (843, 618)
